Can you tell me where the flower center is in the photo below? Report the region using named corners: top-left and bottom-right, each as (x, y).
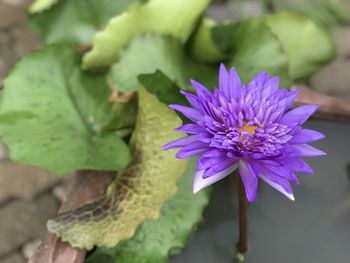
top-left (238, 121), bottom-right (257, 138)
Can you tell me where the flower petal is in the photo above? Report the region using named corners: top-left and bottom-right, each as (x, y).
top-left (169, 104), bottom-right (204, 122)
top-left (259, 168), bottom-right (295, 200)
top-left (289, 144), bottom-right (326, 157)
top-left (228, 66), bottom-right (241, 98)
top-left (219, 63), bottom-right (229, 97)
top-left (238, 160), bottom-right (258, 202)
top-left (180, 90), bottom-right (204, 111)
top-left (264, 164), bottom-right (300, 185)
top-left (190, 79), bottom-right (211, 99)
top-left (203, 158), bottom-right (238, 178)
top-left (162, 135), bottom-right (198, 150)
top-left (174, 124), bottom-right (205, 134)
top-left (193, 163), bottom-right (238, 193)
top-left (279, 105), bottom-right (319, 125)
top-left (289, 129), bottom-right (325, 144)
top-left (175, 141), bottom-right (208, 159)
top-left (284, 158), bottom-right (314, 174)
top-left (202, 148), bottom-right (226, 158)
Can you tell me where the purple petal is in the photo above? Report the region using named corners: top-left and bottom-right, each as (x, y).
top-left (289, 144), bottom-right (326, 157)
top-left (174, 124), bottom-right (205, 134)
top-left (219, 63), bottom-right (229, 97)
top-left (259, 167), bottom-right (295, 200)
top-left (203, 158), bottom-right (238, 178)
top-left (279, 105), bottom-right (319, 125)
top-left (262, 76), bottom-right (279, 97)
top-left (169, 104), bottom-right (204, 122)
top-left (285, 89), bottom-right (300, 109)
top-left (193, 164), bottom-right (238, 193)
top-left (202, 148), bottom-right (226, 158)
top-left (264, 164), bottom-right (300, 185)
top-left (162, 135), bottom-right (198, 150)
top-left (190, 80), bottom-right (211, 99)
top-left (238, 160), bottom-right (258, 202)
top-left (228, 66), bottom-right (241, 98)
top-left (284, 158), bottom-right (314, 174)
top-left (180, 90), bottom-right (204, 111)
top-left (289, 129), bottom-right (325, 144)
top-left (176, 141), bottom-right (208, 159)
top-left (198, 156), bottom-right (225, 170)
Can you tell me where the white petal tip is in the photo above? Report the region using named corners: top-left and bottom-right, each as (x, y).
top-left (288, 194), bottom-right (295, 201)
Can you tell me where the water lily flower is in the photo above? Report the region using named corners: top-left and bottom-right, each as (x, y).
top-left (163, 64), bottom-right (326, 202)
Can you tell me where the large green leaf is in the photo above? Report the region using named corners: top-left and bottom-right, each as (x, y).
top-left (29, 0), bottom-right (136, 45)
top-left (29, 0), bottom-right (59, 13)
top-left (82, 0), bottom-right (210, 69)
top-left (188, 18), bottom-right (225, 63)
top-left (47, 87), bottom-right (187, 249)
top-left (212, 12), bottom-right (335, 85)
top-left (270, 0), bottom-right (349, 27)
top-left (264, 12), bottom-right (336, 80)
top-left (0, 45), bottom-right (130, 176)
top-left (138, 70), bottom-right (188, 106)
top-left (86, 159), bottom-right (210, 263)
top-left (212, 19), bottom-right (290, 85)
top-left (109, 34), bottom-right (217, 93)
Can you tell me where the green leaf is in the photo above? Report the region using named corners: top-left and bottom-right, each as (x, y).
top-left (138, 70), bottom-right (188, 106)
top-left (0, 45), bottom-right (131, 176)
top-left (29, 0), bottom-right (136, 45)
top-left (264, 12), bottom-right (336, 80)
top-left (212, 12), bottom-right (335, 85)
top-left (82, 0), bottom-right (210, 69)
top-left (47, 87), bottom-right (187, 249)
top-left (29, 0), bottom-right (59, 13)
top-left (86, 158), bottom-right (210, 263)
top-left (270, 0), bottom-right (349, 27)
top-left (212, 19), bottom-right (290, 85)
top-left (188, 18), bottom-right (225, 63)
top-left (109, 34), bottom-right (217, 93)
top-left (102, 95), bottom-right (137, 138)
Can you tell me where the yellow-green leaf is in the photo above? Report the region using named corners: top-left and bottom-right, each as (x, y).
top-left (29, 0), bottom-right (58, 13)
top-left (188, 18), bottom-right (225, 63)
top-left (82, 0), bottom-right (210, 69)
top-left (47, 87), bottom-right (187, 249)
top-left (86, 159), bottom-right (211, 263)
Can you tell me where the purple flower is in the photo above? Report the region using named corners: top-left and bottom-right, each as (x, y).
top-left (163, 64), bottom-right (326, 202)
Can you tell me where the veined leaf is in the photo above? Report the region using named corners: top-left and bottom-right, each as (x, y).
top-left (29, 0), bottom-right (136, 45)
top-left (264, 12), bottom-right (336, 80)
top-left (270, 0), bottom-right (349, 27)
top-left (47, 87), bottom-right (187, 249)
top-left (86, 158), bottom-right (210, 263)
top-left (29, 0), bottom-right (59, 13)
top-left (212, 12), bottom-right (335, 85)
top-left (109, 34), bottom-right (217, 93)
top-left (188, 18), bottom-right (225, 63)
top-left (212, 19), bottom-right (290, 85)
top-left (82, 0), bottom-right (210, 69)
top-left (0, 45), bottom-right (130, 176)
top-left (138, 70), bottom-right (188, 106)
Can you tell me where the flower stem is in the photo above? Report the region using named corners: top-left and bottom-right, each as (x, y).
top-left (237, 174), bottom-right (248, 254)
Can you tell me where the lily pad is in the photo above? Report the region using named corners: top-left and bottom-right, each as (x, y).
top-left (82, 0), bottom-right (210, 69)
top-left (87, 158), bottom-right (211, 263)
top-left (29, 0), bottom-right (136, 45)
top-left (0, 45), bottom-right (130, 175)
top-left (109, 34), bottom-right (217, 93)
top-left (29, 0), bottom-right (59, 13)
top-left (47, 87), bottom-right (187, 249)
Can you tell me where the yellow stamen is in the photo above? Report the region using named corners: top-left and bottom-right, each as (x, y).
top-left (238, 121), bottom-right (257, 140)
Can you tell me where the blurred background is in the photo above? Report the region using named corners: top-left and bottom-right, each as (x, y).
top-left (0, 0), bottom-right (350, 262)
